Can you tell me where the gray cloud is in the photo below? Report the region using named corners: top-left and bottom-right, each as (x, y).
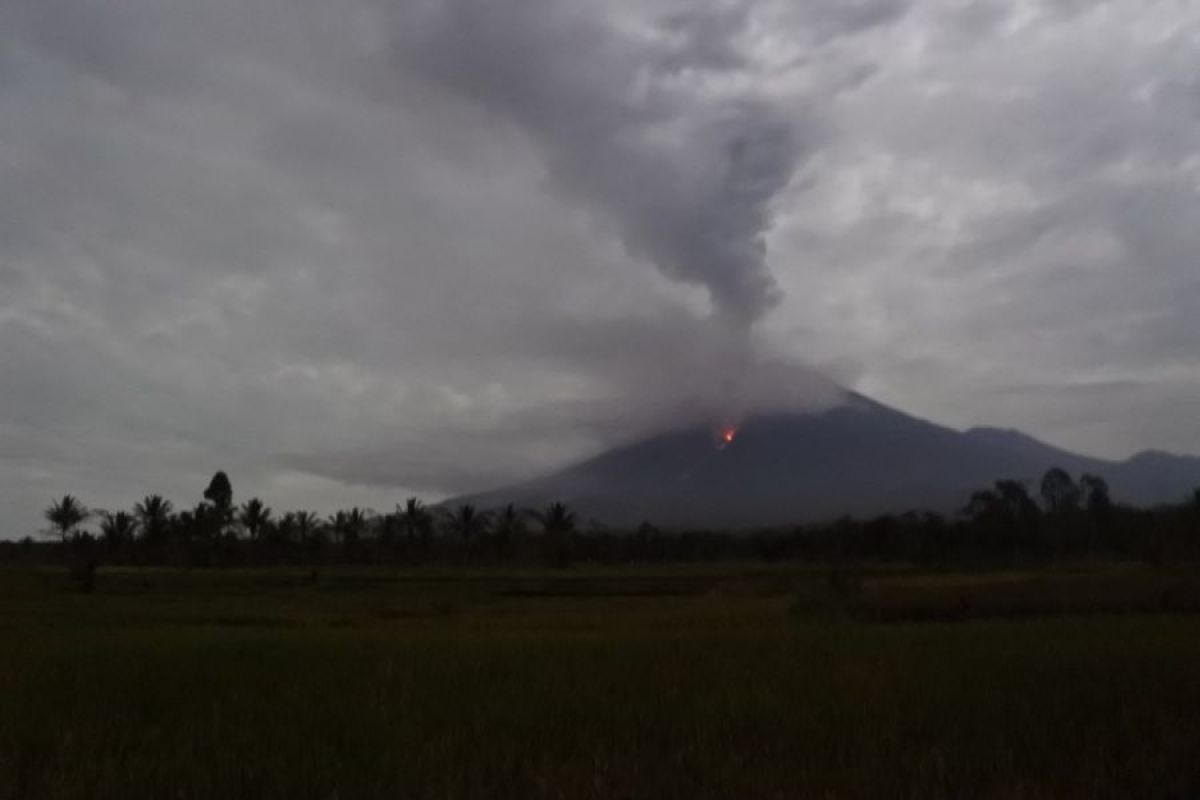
top-left (2, 0), bottom-right (1199, 536)
top-left (386, 0), bottom-right (820, 325)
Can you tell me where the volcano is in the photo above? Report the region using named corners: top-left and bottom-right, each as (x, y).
top-left (452, 393), bottom-right (1200, 529)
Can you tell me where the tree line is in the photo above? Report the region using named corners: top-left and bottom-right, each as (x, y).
top-left (10, 467), bottom-right (1200, 569)
top-left (26, 471), bottom-right (578, 568)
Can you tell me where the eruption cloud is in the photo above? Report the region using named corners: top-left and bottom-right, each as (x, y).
top-left (391, 0), bottom-right (811, 325)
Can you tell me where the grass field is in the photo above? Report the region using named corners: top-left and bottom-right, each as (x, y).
top-left (2, 563), bottom-right (1200, 798)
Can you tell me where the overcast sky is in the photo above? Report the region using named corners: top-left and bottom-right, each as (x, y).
top-left (2, 0), bottom-right (1198, 535)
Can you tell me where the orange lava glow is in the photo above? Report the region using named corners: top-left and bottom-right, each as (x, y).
top-left (721, 426), bottom-right (737, 445)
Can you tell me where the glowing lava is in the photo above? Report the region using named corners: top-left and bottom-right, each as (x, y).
top-left (720, 426), bottom-right (737, 447)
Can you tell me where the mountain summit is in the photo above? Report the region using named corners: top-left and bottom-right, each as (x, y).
top-left (453, 394), bottom-right (1200, 528)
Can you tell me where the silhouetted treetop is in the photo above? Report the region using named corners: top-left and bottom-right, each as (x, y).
top-left (1040, 468), bottom-right (1081, 514)
top-left (44, 495), bottom-right (89, 543)
top-left (134, 495), bottom-right (173, 545)
top-left (99, 511), bottom-right (138, 551)
top-left (204, 471), bottom-right (233, 511)
top-left (1080, 474), bottom-right (1112, 515)
top-left (238, 498), bottom-right (272, 541)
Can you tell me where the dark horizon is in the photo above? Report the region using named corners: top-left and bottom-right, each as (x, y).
top-left (11, 388), bottom-right (1200, 540)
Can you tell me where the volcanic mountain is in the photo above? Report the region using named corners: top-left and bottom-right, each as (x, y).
top-left (454, 393), bottom-right (1200, 528)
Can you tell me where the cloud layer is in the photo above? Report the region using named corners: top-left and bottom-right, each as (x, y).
top-left (1, 0), bottom-right (1199, 535)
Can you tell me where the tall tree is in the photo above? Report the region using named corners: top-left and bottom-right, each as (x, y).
top-left (377, 509), bottom-right (401, 549)
top-left (238, 498), bottom-right (272, 541)
top-left (134, 495), bottom-right (174, 545)
top-left (399, 498), bottom-right (433, 548)
top-left (1079, 474), bottom-right (1112, 515)
top-left (329, 508), bottom-right (368, 551)
top-left (533, 502), bottom-right (576, 568)
top-left (99, 510), bottom-right (138, 553)
top-left (963, 489), bottom-right (1002, 524)
top-left (202, 471), bottom-right (234, 541)
top-left (291, 510), bottom-right (322, 547)
top-left (44, 495), bottom-right (89, 543)
top-left (204, 472), bottom-right (233, 512)
top-left (1077, 474), bottom-right (1112, 555)
top-left (274, 512), bottom-right (299, 545)
top-left (1040, 468), bottom-right (1081, 514)
top-left (492, 503), bottom-right (525, 559)
top-left (443, 504), bottom-right (490, 555)
top-left (995, 480), bottom-right (1040, 525)
top-left (192, 501), bottom-right (223, 544)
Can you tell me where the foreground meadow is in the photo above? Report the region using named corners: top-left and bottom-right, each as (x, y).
top-left (2, 564), bottom-right (1199, 798)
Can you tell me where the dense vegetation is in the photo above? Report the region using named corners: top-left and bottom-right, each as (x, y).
top-left (11, 468), bottom-right (1200, 572)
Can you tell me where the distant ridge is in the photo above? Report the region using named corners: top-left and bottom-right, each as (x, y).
top-left (452, 393), bottom-right (1200, 528)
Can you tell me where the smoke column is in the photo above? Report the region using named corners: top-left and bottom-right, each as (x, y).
top-left (391, 0), bottom-right (809, 327)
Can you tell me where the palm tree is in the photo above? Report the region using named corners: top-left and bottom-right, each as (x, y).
top-left (274, 512), bottom-right (298, 545)
top-left (291, 510), bottom-right (322, 547)
top-left (99, 510), bottom-right (138, 552)
top-left (399, 498), bottom-right (433, 548)
top-left (534, 502), bottom-right (576, 534)
top-left (329, 508), bottom-right (369, 550)
top-left (377, 510), bottom-right (400, 547)
top-left (349, 508), bottom-right (370, 544)
top-left (491, 503), bottom-right (525, 559)
top-left (44, 495), bottom-right (89, 543)
top-left (238, 498), bottom-right (273, 541)
top-left (134, 495), bottom-right (173, 545)
top-left (442, 504), bottom-right (490, 557)
top-left (533, 502), bottom-right (576, 568)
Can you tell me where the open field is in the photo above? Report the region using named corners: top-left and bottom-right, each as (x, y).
top-left (3, 563), bottom-right (1200, 798)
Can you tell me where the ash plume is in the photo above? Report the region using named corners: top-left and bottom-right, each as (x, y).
top-left (389, 0), bottom-right (812, 326)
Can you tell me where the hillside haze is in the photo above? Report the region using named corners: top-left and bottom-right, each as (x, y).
top-left (456, 394), bottom-right (1200, 528)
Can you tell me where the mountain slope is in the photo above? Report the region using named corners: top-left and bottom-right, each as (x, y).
top-left (454, 394), bottom-right (1200, 528)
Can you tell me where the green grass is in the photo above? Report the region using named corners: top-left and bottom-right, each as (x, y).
top-left (2, 563), bottom-right (1199, 798)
